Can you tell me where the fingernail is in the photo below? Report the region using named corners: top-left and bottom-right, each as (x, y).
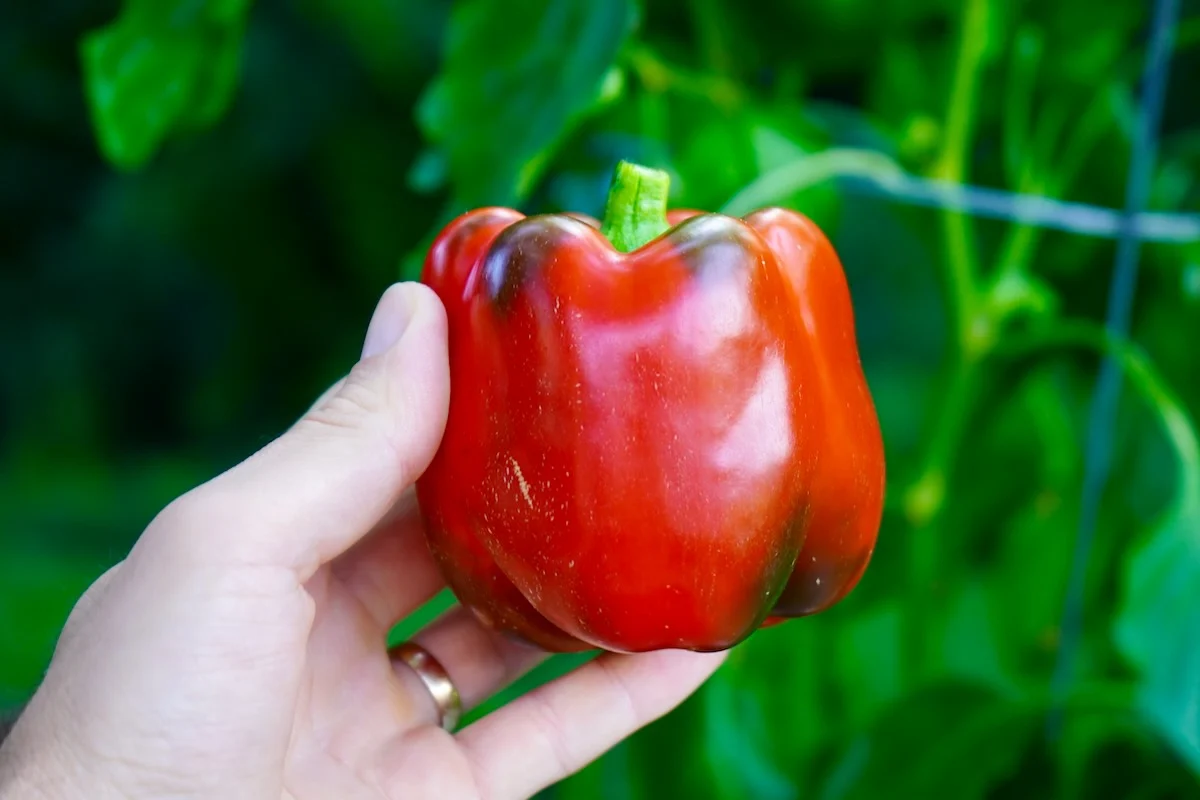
top-left (361, 284), bottom-right (417, 359)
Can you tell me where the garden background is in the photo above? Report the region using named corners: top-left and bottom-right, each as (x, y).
top-left (3, 0), bottom-right (1200, 796)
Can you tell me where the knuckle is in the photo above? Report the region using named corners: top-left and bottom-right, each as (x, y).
top-left (594, 658), bottom-right (643, 729)
top-left (525, 692), bottom-right (577, 779)
top-left (301, 364), bottom-right (385, 434)
top-left (295, 365), bottom-right (419, 494)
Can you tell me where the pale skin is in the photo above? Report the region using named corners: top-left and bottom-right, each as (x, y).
top-left (0, 283), bottom-right (725, 799)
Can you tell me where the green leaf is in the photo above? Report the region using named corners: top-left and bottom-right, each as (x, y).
top-left (1116, 491), bottom-right (1200, 774)
top-left (737, 621), bottom-right (828, 771)
top-left (416, 0), bottom-right (637, 209)
top-left (595, 622), bottom-right (833, 800)
top-left (935, 581), bottom-right (1017, 694)
top-left (1055, 702), bottom-right (1200, 799)
top-left (833, 602), bottom-right (905, 729)
top-left (620, 650), bottom-right (800, 800)
top-left (827, 681), bottom-right (1038, 800)
top-left (80, 0), bottom-right (253, 170)
top-left (670, 98), bottom-right (838, 220)
top-left (699, 667), bottom-right (798, 800)
top-left (1005, 322), bottom-right (1200, 776)
top-left (1027, 327), bottom-right (1200, 774)
top-left (969, 370), bottom-right (1080, 676)
top-left (616, 679), bottom-right (718, 799)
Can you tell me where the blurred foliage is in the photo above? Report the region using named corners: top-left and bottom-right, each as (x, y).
top-left (3, 0), bottom-right (1200, 796)
top-left (80, 0), bottom-right (252, 170)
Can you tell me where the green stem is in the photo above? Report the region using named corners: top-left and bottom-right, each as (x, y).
top-left (687, 0), bottom-right (734, 77)
top-left (721, 148), bottom-right (904, 217)
top-left (994, 85), bottom-right (1116, 283)
top-left (903, 0), bottom-right (992, 685)
top-left (600, 161), bottom-right (673, 253)
top-left (902, 0), bottom-right (992, 550)
top-left (905, 361), bottom-right (980, 527)
top-left (932, 0), bottom-right (991, 348)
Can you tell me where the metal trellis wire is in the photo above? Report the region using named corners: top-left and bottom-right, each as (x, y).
top-left (1047, 0), bottom-right (1182, 736)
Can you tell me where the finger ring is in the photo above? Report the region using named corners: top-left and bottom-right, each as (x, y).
top-left (389, 641), bottom-right (462, 732)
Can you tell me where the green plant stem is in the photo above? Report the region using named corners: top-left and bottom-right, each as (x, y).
top-left (994, 83), bottom-right (1117, 282)
top-left (600, 161), bottom-right (673, 252)
top-left (930, 0), bottom-right (991, 349)
top-left (720, 148), bottom-right (906, 216)
top-left (625, 44), bottom-right (741, 108)
top-left (1002, 26), bottom-right (1042, 185)
top-left (903, 357), bottom-right (982, 681)
top-left (904, 0), bottom-right (994, 529)
top-left (904, 0), bottom-right (993, 683)
top-left (687, 0), bottom-right (734, 77)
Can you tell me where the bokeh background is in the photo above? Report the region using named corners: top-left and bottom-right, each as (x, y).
top-left (4, 0), bottom-right (1200, 796)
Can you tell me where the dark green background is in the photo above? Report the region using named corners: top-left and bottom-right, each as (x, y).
top-left (3, 0), bottom-right (1200, 796)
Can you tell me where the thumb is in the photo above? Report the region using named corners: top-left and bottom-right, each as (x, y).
top-left (149, 281), bottom-right (450, 578)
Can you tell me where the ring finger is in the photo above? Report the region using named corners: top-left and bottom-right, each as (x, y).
top-left (390, 605), bottom-right (564, 729)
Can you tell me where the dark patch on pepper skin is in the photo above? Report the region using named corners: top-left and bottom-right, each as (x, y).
top-left (437, 209), bottom-right (515, 267)
top-left (483, 215), bottom-right (592, 311)
top-left (565, 211), bottom-right (601, 229)
top-left (671, 214), bottom-right (762, 283)
top-left (771, 554), bottom-right (867, 617)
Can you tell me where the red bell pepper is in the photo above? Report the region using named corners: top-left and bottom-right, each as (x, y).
top-left (416, 161), bottom-right (885, 653)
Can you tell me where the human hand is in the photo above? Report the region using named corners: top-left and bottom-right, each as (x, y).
top-left (0, 283), bottom-right (726, 799)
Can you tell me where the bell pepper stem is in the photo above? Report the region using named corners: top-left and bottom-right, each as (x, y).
top-left (599, 161), bottom-right (672, 253)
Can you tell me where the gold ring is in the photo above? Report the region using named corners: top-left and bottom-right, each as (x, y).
top-left (389, 641), bottom-right (462, 731)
